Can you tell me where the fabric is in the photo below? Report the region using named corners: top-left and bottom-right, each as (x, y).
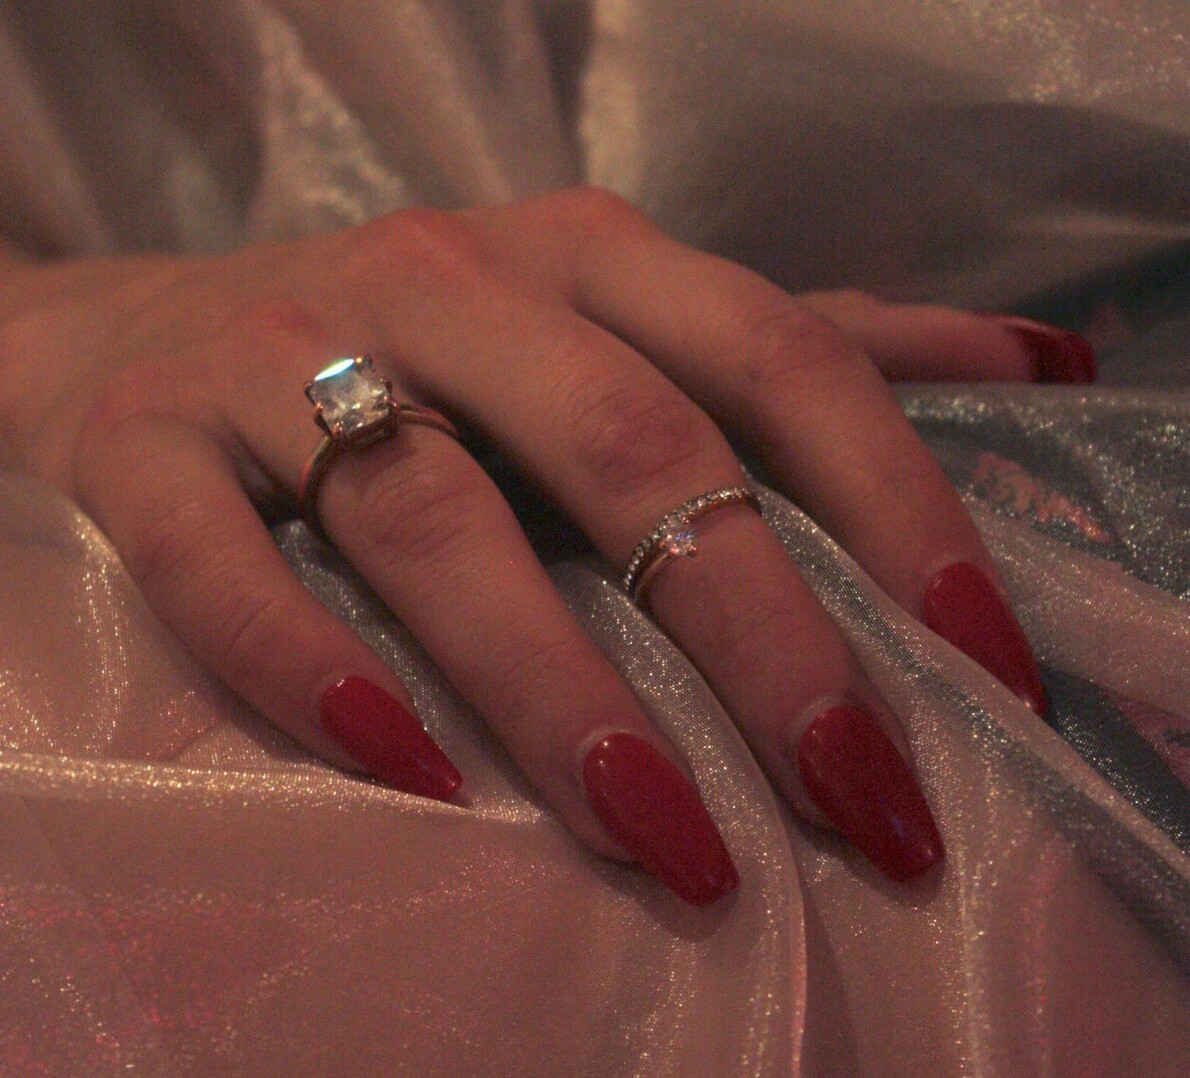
top-left (0, 1), bottom-right (1187, 1073)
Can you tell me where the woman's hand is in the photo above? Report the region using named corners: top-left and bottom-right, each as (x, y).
top-left (0, 189), bottom-right (1094, 904)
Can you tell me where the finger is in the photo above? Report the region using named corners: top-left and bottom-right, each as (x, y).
top-left (483, 190), bottom-right (1092, 385)
top-left (215, 312), bottom-right (739, 906)
top-left (795, 292), bottom-right (1097, 384)
top-left (323, 233), bottom-right (944, 880)
top-left (317, 429), bottom-right (738, 905)
top-left (639, 502), bottom-right (945, 882)
top-left (74, 416), bottom-right (462, 801)
top-left (537, 192), bottom-right (1046, 717)
top-left (230, 218), bottom-right (941, 880)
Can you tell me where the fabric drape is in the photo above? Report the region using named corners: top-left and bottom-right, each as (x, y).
top-left (0, 2), bottom-right (1186, 1072)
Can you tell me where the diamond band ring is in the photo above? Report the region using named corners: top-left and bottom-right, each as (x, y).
top-left (299, 356), bottom-right (459, 536)
top-left (622, 486), bottom-right (761, 606)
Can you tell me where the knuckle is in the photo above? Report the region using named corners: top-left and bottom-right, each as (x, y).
top-left (0, 306), bottom-right (99, 466)
top-left (350, 208), bottom-right (488, 286)
top-left (732, 299), bottom-right (857, 394)
top-left (123, 489), bottom-right (217, 591)
top-left (349, 450), bottom-right (484, 566)
top-left (79, 373), bottom-right (142, 443)
top-left (211, 590), bottom-right (290, 685)
top-left (498, 187), bottom-right (650, 294)
top-left (566, 376), bottom-right (717, 494)
top-left (718, 595), bottom-right (797, 659)
top-left (223, 298), bottom-right (326, 358)
top-left (72, 371), bottom-right (207, 507)
top-left (126, 495), bottom-right (291, 684)
top-left (550, 186), bottom-right (651, 238)
top-left (825, 288), bottom-right (883, 310)
top-left (488, 635), bottom-right (591, 720)
top-left (515, 187), bottom-right (655, 287)
top-left (80, 363), bottom-right (173, 445)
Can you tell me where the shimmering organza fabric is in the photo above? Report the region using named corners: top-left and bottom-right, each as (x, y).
top-left (0, 2), bottom-right (1187, 1073)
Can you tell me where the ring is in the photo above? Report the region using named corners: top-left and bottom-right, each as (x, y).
top-left (622, 485), bottom-right (761, 606)
top-left (298, 355), bottom-right (459, 535)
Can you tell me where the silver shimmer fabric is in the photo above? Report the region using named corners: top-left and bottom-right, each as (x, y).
top-left (0, 2), bottom-right (1187, 1072)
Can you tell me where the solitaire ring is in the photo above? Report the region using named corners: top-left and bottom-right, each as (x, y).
top-left (298, 356), bottom-right (459, 536)
top-left (622, 486), bottom-right (761, 607)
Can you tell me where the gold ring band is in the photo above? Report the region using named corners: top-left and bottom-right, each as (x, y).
top-left (622, 485), bottom-right (761, 607)
top-left (298, 356), bottom-right (459, 537)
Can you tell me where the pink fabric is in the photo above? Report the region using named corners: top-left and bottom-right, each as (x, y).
top-left (0, 2), bottom-right (1187, 1072)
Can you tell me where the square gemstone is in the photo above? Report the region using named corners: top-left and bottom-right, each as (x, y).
top-left (659, 524), bottom-right (697, 557)
top-left (307, 356), bottom-right (392, 437)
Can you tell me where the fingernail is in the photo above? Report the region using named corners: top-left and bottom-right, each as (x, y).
top-left (794, 705), bottom-right (943, 882)
top-left (980, 314), bottom-right (1097, 384)
top-left (582, 733), bottom-right (738, 906)
top-left (923, 562), bottom-right (1048, 716)
top-left (320, 676), bottom-right (462, 801)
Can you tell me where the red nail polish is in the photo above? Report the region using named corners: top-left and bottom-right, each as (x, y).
top-left (981, 315), bottom-right (1097, 384)
top-left (582, 734), bottom-right (738, 906)
top-left (320, 677), bottom-right (462, 801)
top-left (795, 706), bottom-right (943, 882)
top-left (923, 562), bottom-right (1048, 716)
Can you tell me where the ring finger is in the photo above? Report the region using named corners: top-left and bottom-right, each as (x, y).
top-left (556, 213), bottom-right (1048, 717)
top-left (342, 269), bottom-right (944, 881)
top-left (226, 318), bottom-right (739, 906)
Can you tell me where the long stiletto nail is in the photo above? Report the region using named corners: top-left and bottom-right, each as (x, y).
top-left (923, 562), bottom-right (1048, 716)
top-left (582, 733), bottom-right (738, 906)
top-left (794, 705), bottom-right (943, 882)
top-left (980, 314), bottom-right (1097, 384)
top-left (320, 676), bottom-right (462, 801)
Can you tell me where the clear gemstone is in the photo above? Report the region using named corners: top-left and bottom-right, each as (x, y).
top-left (307, 357), bottom-right (392, 437)
top-left (659, 524), bottom-right (697, 557)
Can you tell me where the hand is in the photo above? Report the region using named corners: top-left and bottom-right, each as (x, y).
top-left (0, 189), bottom-right (1093, 904)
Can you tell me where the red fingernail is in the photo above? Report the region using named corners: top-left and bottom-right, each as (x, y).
top-left (795, 706), bottom-right (943, 882)
top-left (923, 562), bottom-right (1048, 716)
top-left (582, 734), bottom-right (738, 906)
top-left (320, 677), bottom-right (462, 801)
top-left (981, 315), bottom-right (1097, 384)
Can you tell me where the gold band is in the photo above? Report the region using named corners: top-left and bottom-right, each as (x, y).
top-left (622, 486), bottom-right (761, 607)
top-left (298, 356), bottom-right (459, 537)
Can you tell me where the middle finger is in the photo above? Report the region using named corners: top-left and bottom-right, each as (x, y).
top-left (356, 259), bottom-right (943, 881)
top-left (226, 318), bottom-right (740, 906)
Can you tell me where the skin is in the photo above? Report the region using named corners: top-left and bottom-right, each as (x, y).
top-left (0, 188), bottom-right (1041, 864)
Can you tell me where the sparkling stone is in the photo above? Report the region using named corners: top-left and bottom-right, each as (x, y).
top-left (307, 357), bottom-right (392, 437)
top-left (659, 524), bottom-right (697, 557)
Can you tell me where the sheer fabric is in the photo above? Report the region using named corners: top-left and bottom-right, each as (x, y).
top-left (0, 2), bottom-right (1186, 1072)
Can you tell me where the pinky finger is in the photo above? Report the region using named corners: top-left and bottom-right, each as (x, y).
top-left (76, 419), bottom-right (462, 801)
top-left (798, 292), bottom-right (1097, 384)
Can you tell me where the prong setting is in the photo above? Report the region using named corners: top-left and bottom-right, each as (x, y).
top-left (622, 486), bottom-right (760, 605)
top-left (305, 355), bottom-right (396, 444)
